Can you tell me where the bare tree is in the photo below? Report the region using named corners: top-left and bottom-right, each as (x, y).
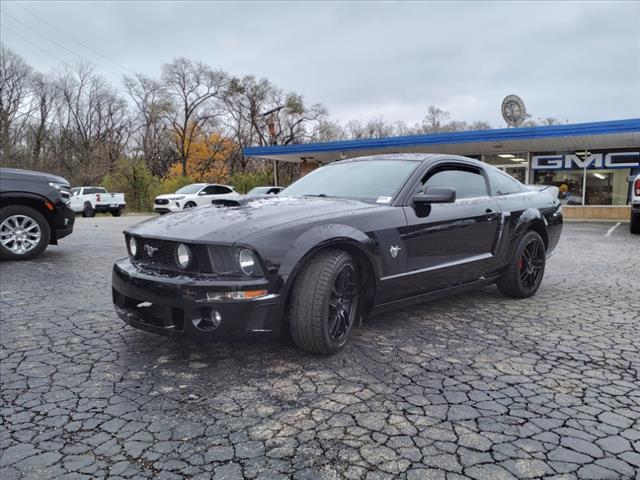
top-left (221, 75), bottom-right (274, 172)
top-left (52, 63), bottom-right (130, 184)
top-left (124, 73), bottom-right (174, 175)
top-left (161, 58), bottom-right (227, 176)
top-left (27, 72), bottom-right (56, 167)
top-left (418, 105), bottom-right (451, 133)
top-left (0, 44), bottom-right (34, 163)
top-left (311, 119), bottom-right (347, 142)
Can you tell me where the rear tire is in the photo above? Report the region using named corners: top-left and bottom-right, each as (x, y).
top-left (289, 249), bottom-right (359, 354)
top-left (630, 213), bottom-right (640, 234)
top-left (0, 205), bottom-right (51, 261)
top-left (497, 231), bottom-right (546, 298)
top-left (82, 202), bottom-right (95, 218)
top-left (111, 208), bottom-right (122, 217)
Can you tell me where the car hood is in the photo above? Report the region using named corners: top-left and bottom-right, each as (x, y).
top-left (128, 196), bottom-right (378, 244)
top-left (155, 193), bottom-right (186, 200)
top-left (0, 167), bottom-right (70, 186)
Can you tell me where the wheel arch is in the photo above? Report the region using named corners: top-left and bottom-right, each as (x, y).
top-left (277, 225), bottom-right (381, 327)
top-left (515, 208), bottom-right (549, 250)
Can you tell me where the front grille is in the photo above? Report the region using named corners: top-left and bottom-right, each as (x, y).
top-left (154, 198), bottom-right (169, 205)
top-left (136, 238), bottom-right (177, 268)
top-left (131, 237), bottom-right (211, 273)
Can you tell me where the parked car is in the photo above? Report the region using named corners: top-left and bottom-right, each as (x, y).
top-left (69, 187), bottom-right (126, 217)
top-left (631, 173), bottom-right (640, 234)
top-left (113, 154), bottom-right (563, 354)
top-left (153, 183), bottom-right (240, 214)
top-left (0, 167), bottom-right (75, 260)
top-left (246, 186), bottom-right (284, 196)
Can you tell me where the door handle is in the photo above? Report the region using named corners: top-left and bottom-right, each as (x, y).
top-left (485, 209), bottom-right (500, 220)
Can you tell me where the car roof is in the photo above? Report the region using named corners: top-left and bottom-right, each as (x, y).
top-left (328, 153), bottom-right (486, 169)
top-left (334, 153), bottom-right (436, 164)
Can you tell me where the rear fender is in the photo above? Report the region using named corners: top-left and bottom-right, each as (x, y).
top-left (514, 208), bottom-right (549, 248)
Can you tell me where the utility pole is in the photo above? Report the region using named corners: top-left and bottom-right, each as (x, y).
top-left (261, 106), bottom-right (284, 186)
top-left (582, 148), bottom-right (588, 206)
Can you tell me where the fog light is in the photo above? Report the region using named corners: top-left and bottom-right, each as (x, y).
top-left (192, 308), bottom-right (222, 331)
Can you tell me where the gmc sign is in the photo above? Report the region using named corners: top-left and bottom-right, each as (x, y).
top-left (532, 152), bottom-right (640, 170)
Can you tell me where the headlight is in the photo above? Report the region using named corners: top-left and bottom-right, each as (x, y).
top-left (168, 196), bottom-right (185, 201)
top-left (176, 243), bottom-right (191, 269)
top-left (208, 246), bottom-right (264, 277)
top-left (238, 248), bottom-right (256, 276)
top-left (48, 181), bottom-right (68, 190)
top-left (128, 236), bottom-right (138, 257)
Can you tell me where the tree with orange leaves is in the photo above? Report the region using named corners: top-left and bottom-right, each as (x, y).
top-left (166, 131), bottom-right (235, 183)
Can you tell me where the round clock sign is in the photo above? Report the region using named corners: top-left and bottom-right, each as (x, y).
top-left (501, 95), bottom-right (527, 127)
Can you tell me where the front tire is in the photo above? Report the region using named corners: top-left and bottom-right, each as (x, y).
top-left (0, 206), bottom-right (51, 260)
top-left (184, 201), bottom-right (196, 209)
top-left (630, 213), bottom-right (640, 234)
top-left (497, 231), bottom-right (546, 298)
top-left (289, 249), bottom-right (359, 354)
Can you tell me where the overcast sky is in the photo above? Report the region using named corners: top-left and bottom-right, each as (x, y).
top-left (1, 0), bottom-right (639, 127)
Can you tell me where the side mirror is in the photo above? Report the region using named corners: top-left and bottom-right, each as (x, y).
top-left (412, 186), bottom-right (456, 205)
top-left (198, 191), bottom-right (208, 196)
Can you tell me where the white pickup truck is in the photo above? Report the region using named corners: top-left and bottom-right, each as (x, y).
top-left (70, 187), bottom-right (126, 217)
top-left (631, 173), bottom-right (640, 234)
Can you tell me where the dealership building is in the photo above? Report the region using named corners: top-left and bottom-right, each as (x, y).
top-left (244, 118), bottom-right (640, 220)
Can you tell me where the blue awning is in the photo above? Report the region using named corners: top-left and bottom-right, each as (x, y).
top-left (243, 118), bottom-right (640, 163)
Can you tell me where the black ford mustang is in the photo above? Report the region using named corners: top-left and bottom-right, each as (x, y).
top-left (112, 154), bottom-right (562, 354)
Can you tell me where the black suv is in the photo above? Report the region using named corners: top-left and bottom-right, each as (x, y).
top-left (0, 168), bottom-right (75, 260)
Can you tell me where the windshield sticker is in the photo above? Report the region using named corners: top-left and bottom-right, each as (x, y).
top-left (376, 196), bottom-right (392, 204)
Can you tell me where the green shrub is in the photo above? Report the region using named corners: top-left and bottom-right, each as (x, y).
top-left (227, 171), bottom-right (274, 194)
top-left (102, 158), bottom-right (159, 212)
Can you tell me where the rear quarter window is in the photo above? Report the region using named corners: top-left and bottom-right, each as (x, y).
top-left (488, 168), bottom-right (524, 196)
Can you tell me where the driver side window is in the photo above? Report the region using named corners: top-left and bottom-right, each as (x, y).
top-left (422, 165), bottom-right (488, 199)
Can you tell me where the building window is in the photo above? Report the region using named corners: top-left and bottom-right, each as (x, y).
top-left (481, 153), bottom-right (529, 184)
top-left (533, 168), bottom-right (631, 205)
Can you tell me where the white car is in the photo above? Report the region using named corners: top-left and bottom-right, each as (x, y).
top-left (70, 187), bottom-right (126, 217)
top-left (631, 173), bottom-right (640, 234)
top-left (153, 183), bottom-right (241, 214)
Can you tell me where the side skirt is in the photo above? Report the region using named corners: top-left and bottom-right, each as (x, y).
top-left (371, 274), bottom-right (503, 315)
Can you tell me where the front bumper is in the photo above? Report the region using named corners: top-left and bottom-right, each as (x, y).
top-left (153, 203), bottom-right (181, 214)
top-left (54, 205), bottom-right (75, 241)
top-left (112, 258), bottom-right (282, 338)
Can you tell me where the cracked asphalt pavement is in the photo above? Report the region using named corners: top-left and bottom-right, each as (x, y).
top-left (1, 216), bottom-right (639, 479)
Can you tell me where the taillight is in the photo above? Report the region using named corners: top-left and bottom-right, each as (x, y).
top-left (96, 193), bottom-right (101, 202)
top-left (635, 178), bottom-right (640, 196)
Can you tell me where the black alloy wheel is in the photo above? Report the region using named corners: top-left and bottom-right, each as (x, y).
top-left (184, 201), bottom-right (197, 209)
top-left (290, 249), bottom-right (360, 354)
top-left (327, 264), bottom-right (358, 343)
top-left (497, 230), bottom-right (546, 298)
top-left (518, 238), bottom-right (545, 290)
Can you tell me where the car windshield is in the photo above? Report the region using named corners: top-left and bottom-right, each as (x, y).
top-left (176, 184), bottom-right (206, 194)
top-left (281, 160), bottom-right (420, 202)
